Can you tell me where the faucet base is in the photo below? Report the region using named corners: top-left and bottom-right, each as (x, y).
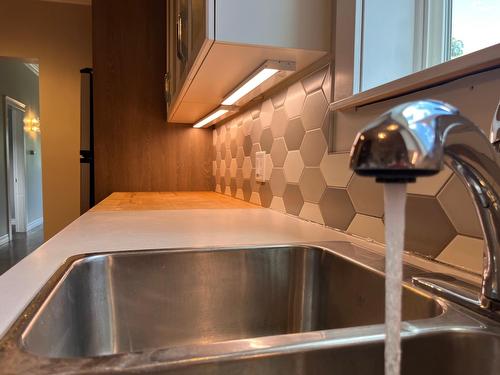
top-left (413, 274), bottom-right (500, 322)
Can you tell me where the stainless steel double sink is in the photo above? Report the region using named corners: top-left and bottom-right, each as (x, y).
top-left (1, 242), bottom-right (499, 374)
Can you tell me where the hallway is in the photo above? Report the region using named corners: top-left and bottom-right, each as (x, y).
top-left (0, 225), bottom-right (44, 275)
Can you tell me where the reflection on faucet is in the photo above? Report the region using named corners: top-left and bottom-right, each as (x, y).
top-left (491, 100), bottom-right (500, 152)
top-left (349, 99), bottom-right (500, 311)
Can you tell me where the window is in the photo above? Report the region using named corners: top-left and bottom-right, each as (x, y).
top-left (355, 0), bottom-right (500, 93)
top-left (451, 0), bottom-right (500, 58)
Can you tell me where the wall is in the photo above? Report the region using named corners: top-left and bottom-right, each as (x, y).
top-left (212, 64), bottom-right (500, 274)
top-left (0, 59), bottom-right (43, 234)
top-left (93, 0), bottom-right (212, 201)
top-left (0, 0), bottom-right (92, 239)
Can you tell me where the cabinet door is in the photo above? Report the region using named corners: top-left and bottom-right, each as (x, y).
top-left (177, 0), bottom-right (189, 76)
top-left (188, 0), bottom-right (207, 65)
top-left (166, 0), bottom-right (178, 113)
top-left (166, 0), bottom-right (189, 112)
top-left (178, 0), bottom-right (210, 80)
top-left (166, 0), bottom-right (214, 120)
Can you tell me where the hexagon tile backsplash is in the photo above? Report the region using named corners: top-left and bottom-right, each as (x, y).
top-left (212, 65), bottom-right (484, 274)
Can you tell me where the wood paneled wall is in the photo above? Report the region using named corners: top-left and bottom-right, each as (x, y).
top-left (92, 0), bottom-right (212, 203)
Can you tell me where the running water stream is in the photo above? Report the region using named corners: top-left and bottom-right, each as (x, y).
top-left (383, 183), bottom-right (407, 375)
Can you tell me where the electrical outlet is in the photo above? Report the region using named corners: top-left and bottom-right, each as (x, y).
top-left (255, 151), bottom-right (266, 182)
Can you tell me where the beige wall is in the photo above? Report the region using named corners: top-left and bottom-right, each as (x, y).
top-left (0, 0), bottom-right (92, 238)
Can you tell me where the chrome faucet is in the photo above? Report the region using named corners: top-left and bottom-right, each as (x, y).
top-left (491, 101), bottom-right (500, 152)
top-left (349, 99), bottom-right (500, 313)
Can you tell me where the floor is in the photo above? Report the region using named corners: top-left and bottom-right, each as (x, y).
top-left (0, 225), bottom-right (44, 276)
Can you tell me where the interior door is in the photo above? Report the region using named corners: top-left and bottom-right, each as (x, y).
top-left (10, 107), bottom-right (27, 233)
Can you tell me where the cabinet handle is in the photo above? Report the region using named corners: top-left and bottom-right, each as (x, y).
top-left (176, 12), bottom-right (186, 62)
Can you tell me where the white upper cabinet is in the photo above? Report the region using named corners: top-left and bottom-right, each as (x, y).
top-left (166, 0), bottom-right (331, 125)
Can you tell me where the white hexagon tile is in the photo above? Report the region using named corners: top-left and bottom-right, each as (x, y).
top-left (212, 65), bottom-right (484, 273)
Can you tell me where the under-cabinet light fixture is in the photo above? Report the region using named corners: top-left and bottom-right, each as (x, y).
top-left (222, 60), bottom-right (296, 106)
top-left (193, 60), bottom-right (295, 128)
top-left (193, 106), bottom-right (235, 128)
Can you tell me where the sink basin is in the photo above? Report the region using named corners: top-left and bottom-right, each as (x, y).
top-left (4, 242), bottom-right (500, 375)
top-left (151, 331), bottom-right (500, 375)
top-left (21, 244), bottom-right (441, 358)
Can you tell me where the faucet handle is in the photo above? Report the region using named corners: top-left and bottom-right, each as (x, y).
top-left (491, 101), bottom-right (500, 152)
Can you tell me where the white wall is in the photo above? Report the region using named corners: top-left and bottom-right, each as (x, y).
top-left (333, 67), bottom-right (500, 151)
top-left (25, 119), bottom-right (44, 226)
top-left (216, 0), bottom-right (331, 51)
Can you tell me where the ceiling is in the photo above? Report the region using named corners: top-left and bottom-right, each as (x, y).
top-left (41, 0), bottom-right (91, 5)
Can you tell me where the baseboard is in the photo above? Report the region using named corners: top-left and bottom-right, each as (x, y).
top-left (27, 217), bottom-right (44, 232)
top-left (0, 234), bottom-right (9, 246)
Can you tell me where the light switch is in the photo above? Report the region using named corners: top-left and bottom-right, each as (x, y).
top-left (255, 151), bottom-right (266, 182)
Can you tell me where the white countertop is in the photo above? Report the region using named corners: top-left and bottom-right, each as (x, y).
top-left (0, 205), bottom-right (479, 339)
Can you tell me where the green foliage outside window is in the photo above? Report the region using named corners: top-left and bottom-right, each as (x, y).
top-left (451, 37), bottom-right (464, 59)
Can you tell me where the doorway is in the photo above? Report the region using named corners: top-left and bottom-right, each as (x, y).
top-left (6, 97), bottom-right (28, 235)
top-left (0, 58), bottom-right (44, 275)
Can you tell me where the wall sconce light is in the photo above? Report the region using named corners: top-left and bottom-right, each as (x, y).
top-left (193, 60), bottom-right (296, 128)
top-left (24, 116), bottom-right (41, 133)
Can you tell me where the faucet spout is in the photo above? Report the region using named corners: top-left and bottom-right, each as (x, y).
top-left (350, 99), bottom-right (500, 307)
